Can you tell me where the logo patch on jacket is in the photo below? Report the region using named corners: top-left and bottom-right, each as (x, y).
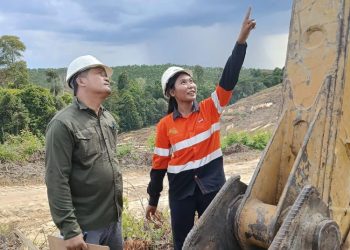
top-left (169, 128), bottom-right (178, 135)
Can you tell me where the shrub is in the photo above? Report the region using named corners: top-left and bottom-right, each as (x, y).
top-left (147, 133), bottom-right (155, 152)
top-left (222, 131), bottom-right (271, 151)
top-left (61, 92), bottom-right (73, 105)
top-left (117, 143), bottom-right (133, 159)
top-left (0, 89), bottom-right (30, 143)
top-left (122, 198), bottom-right (172, 249)
top-left (0, 130), bottom-right (44, 163)
top-left (248, 132), bottom-right (272, 150)
top-left (18, 85), bottom-right (57, 135)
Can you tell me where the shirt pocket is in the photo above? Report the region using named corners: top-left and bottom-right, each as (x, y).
top-left (104, 123), bottom-right (118, 153)
top-left (195, 118), bottom-right (212, 135)
top-left (75, 127), bottom-right (101, 160)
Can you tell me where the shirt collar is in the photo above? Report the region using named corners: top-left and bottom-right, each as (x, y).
top-left (173, 101), bottom-right (200, 120)
top-left (74, 97), bottom-right (105, 114)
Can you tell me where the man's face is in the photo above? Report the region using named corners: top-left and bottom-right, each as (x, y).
top-left (78, 67), bottom-right (111, 97)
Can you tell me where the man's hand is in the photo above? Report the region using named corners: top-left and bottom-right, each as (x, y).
top-left (237, 7), bottom-right (256, 44)
top-left (64, 234), bottom-right (88, 250)
top-left (146, 205), bottom-right (160, 221)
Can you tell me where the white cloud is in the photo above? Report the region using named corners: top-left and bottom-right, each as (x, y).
top-left (21, 28), bottom-right (289, 70)
top-left (145, 23), bottom-right (239, 67)
top-left (244, 33), bottom-right (288, 69)
top-left (22, 31), bottom-right (149, 68)
top-left (1, 1), bottom-right (291, 69)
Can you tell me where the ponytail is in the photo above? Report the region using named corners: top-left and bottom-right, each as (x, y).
top-left (167, 96), bottom-right (178, 114)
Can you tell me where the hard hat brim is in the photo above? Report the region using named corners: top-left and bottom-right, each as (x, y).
top-left (67, 64), bottom-right (113, 88)
top-left (162, 68), bottom-right (193, 98)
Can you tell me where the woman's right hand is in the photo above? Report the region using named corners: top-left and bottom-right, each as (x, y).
top-left (146, 205), bottom-right (159, 220)
top-left (237, 7), bottom-right (256, 44)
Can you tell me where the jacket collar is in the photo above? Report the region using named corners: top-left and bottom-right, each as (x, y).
top-left (173, 101), bottom-right (199, 120)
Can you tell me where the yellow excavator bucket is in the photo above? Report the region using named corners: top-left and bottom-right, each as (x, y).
top-left (183, 0), bottom-right (350, 249)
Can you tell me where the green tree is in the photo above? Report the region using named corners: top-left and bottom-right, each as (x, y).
top-left (61, 92), bottom-right (73, 105)
top-left (117, 91), bottom-right (142, 132)
top-left (231, 78), bottom-right (266, 103)
top-left (18, 85), bottom-right (57, 135)
top-left (0, 90), bottom-right (30, 143)
top-left (117, 71), bottom-right (129, 91)
top-left (272, 67), bottom-right (284, 83)
top-left (128, 80), bottom-right (147, 127)
top-left (251, 69), bottom-right (262, 77)
top-left (46, 69), bottom-right (62, 96)
top-left (0, 35), bottom-right (29, 87)
top-left (154, 98), bottom-right (167, 120)
top-left (0, 35), bottom-right (25, 66)
top-left (196, 81), bottom-right (215, 102)
top-left (103, 89), bottom-right (120, 122)
top-left (145, 80), bottom-right (163, 99)
top-left (54, 96), bottom-right (66, 110)
top-left (6, 61), bottom-right (30, 88)
top-left (193, 65), bottom-right (204, 84)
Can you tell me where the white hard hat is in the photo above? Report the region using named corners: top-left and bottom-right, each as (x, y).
top-left (161, 66), bottom-right (192, 98)
top-left (66, 55), bottom-right (113, 88)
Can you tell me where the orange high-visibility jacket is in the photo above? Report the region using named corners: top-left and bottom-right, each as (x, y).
top-left (147, 43), bottom-right (247, 206)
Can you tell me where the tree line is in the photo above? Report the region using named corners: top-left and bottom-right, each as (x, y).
top-left (0, 35), bottom-right (283, 144)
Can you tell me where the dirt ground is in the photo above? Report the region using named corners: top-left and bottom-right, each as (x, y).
top-left (0, 152), bottom-right (260, 249)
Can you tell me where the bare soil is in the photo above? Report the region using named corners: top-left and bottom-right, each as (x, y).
top-left (0, 152), bottom-right (260, 249)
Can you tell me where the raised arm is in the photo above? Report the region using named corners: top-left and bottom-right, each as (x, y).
top-left (219, 7), bottom-right (256, 91)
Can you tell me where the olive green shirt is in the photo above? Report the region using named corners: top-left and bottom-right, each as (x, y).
top-left (45, 98), bottom-right (122, 240)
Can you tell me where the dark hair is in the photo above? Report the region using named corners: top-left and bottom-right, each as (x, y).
top-left (69, 69), bottom-right (90, 96)
top-left (165, 71), bottom-right (191, 114)
top-left (70, 76), bottom-right (78, 96)
top-left (167, 96), bottom-right (178, 114)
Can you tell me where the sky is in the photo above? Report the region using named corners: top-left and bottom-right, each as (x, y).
top-left (0, 0), bottom-right (293, 69)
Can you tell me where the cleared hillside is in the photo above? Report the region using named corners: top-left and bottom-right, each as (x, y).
top-left (221, 83), bottom-right (282, 134)
top-left (118, 84), bottom-right (283, 145)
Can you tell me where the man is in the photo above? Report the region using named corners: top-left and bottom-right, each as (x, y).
top-left (45, 55), bottom-right (123, 250)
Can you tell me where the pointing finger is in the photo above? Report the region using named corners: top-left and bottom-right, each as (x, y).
top-left (244, 6), bottom-right (252, 21)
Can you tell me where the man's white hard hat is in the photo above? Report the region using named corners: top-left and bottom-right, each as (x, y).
top-left (161, 66), bottom-right (192, 98)
top-left (66, 55), bottom-right (113, 88)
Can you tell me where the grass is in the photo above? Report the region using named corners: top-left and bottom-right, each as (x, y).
top-left (147, 133), bottom-right (155, 152)
top-left (116, 143), bottom-right (133, 159)
top-left (0, 223), bottom-right (15, 236)
top-left (222, 130), bottom-right (272, 151)
top-left (0, 130), bottom-right (44, 163)
top-left (122, 198), bottom-right (172, 249)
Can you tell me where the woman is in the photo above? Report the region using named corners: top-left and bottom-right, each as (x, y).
top-left (146, 8), bottom-right (256, 250)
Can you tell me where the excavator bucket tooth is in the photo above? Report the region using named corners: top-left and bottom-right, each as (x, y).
top-left (183, 176), bottom-right (247, 250)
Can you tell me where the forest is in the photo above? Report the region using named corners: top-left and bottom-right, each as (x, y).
top-left (0, 35), bottom-right (283, 143)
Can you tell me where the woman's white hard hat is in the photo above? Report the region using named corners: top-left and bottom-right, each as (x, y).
top-left (161, 66), bottom-right (192, 98)
top-left (66, 55), bottom-right (113, 88)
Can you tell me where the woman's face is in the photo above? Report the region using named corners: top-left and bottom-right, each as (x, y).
top-left (169, 73), bottom-right (197, 102)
